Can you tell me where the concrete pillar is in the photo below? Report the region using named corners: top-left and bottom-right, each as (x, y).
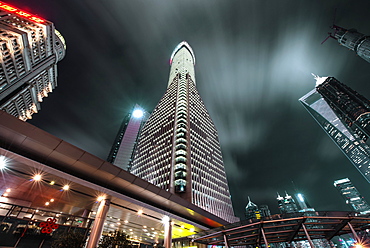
top-left (86, 198), bottom-right (110, 248)
top-left (163, 216), bottom-right (172, 248)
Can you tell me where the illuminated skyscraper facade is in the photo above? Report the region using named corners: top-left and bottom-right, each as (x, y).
top-left (131, 42), bottom-right (238, 222)
top-left (334, 178), bottom-right (370, 214)
top-left (329, 25), bottom-right (370, 63)
top-left (277, 192), bottom-right (298, 214)
top-left (0, 2), bottom-right (66, 121)
top-left (107, 104), bottom-right (148, 171)
top-left (299, 76), bottom-right (370, 183)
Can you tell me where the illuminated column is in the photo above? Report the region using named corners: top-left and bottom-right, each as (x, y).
top-left (163, 216), bottom-right (172, 248)
top-left (86, 198), bottom-right (110, 248)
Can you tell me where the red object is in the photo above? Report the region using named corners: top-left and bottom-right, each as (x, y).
top-left (39, 218), bottom-right (59, 234)
top-left (0, 2), bottom-right (45, 23)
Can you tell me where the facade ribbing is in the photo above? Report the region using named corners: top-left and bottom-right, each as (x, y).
top-left (131, 42), bottom-right (237, 223)
top-left (331, 25), bottom-right (370, 63)
top-left (0, 2), bottom-right (66, 121)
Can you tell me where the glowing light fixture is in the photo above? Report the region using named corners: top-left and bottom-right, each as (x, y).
top-left (97, 196), bottom-right (105, 202)
top-left (6, 188), bottom-right (11, 193)
top-left (0, 156), bottom-right (7, 170)
top-left (50, 181), bottom-right (55, 185)
top-left (62, 185), bottom-right (69, 191)
top-left (162, 215), bottom-right (170, 223)
top-left (45, 202), bottom-right (50, 206)
top-left (33, 174), bottom-right (42, 181)
top-left (132, 109), bottom-right (144, 118)
top-left (137, 209), bottom-right (143, 215)
top-left (297, 193), bottom-right (305, 202)
top-left (124, 220), bottom-right (128, 223)
top-left (50, 199), bottom-right (54, 202)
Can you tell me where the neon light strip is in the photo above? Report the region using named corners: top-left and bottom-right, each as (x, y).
top-left (0, 2), bottom-right (45, 23)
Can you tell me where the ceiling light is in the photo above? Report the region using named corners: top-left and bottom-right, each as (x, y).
top-left (33, 174), bottom-right (42, 181)
top-left (62, 185), bottom-right (69, 190)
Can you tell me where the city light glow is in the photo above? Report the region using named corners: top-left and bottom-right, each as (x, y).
top-left (33, 174), bottom-right (42, 181)
top-left (132, 109), bottom-right (144, 118)
top-left (297, 193), bottom-right (305, 202)
top-left (0, 156), bottom-right (7, 170)
top-left (0, 2), bottom-right (45, 23)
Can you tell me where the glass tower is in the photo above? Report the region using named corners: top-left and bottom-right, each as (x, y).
top-left (107, 104), bottom-right (149, 171)
top-left (130, 42), bottom-right (238, 223)
top-left (334, 178), bottom-right (370, 214)
top-left (0, 2), bottom-right (66, 120)
top-left (299, 76), bottom-right (370, 183)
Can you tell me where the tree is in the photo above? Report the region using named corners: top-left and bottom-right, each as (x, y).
top-left (98, 231), bottom-right (132, 248)
top-left (51, 230), bottom-right (85, 248)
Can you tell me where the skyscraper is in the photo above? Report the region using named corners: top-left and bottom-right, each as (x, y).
top-left (334, 178), bottom-right (370, 214)
top-left (328, 25), bottom-right (370, 63)
top-left (0, 2), bottom-right (66, 121)
top-left (107, 104), bottom-right (148, 171)
top-left (245, 197), bottom-right (261, 220)
top-left (299, 75), bottom-right (370, 183)
top-left (130, 41), bottom-right (238, 223)
top-left (277, 192), bottom-right (298, 214)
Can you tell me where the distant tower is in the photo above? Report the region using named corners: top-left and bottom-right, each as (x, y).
top-left (259, 205), bottom-right (271, 218)
top-left (299, 75), bottom-right (370, 183)
top-left (130, 42), bottom-right (238, 222)
top-left (329, 25), bottom-right (370, 63)
top-left (277, 192), bottom-right (298, 214)
top-left (0, 2), bottom-right (66, 120)
top-left (296, 193), bottom-right (315, 212)
top-left (334, 178), bottom-right (370, 214)
top-left (245, 197), bottom-right (260, 220)
top-left (107, 104), bottom-right (148, 171)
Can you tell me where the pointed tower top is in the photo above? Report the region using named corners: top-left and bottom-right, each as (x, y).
top-left (170, 41), bottom-right (195, 65)
top-left (311, 73), bottom-right (328, 87)
top-left (245, 197), bottom-right (258, 209)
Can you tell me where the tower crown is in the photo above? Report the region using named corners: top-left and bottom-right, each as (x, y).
top-left (170, 41), bottom-right (195, 65)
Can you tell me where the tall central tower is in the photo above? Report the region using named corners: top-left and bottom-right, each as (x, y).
top-left (130, 42), bottom-right (237, 222)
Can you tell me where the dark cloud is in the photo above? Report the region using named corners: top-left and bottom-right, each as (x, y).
top-left (8, 0), bottom-right (370, 219)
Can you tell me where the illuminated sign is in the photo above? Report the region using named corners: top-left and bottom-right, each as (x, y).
top-left (0, 2), bottom-right (45, 23)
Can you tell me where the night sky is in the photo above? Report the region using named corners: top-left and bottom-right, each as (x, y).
top-left (8, 0), bottom-right (370, 219)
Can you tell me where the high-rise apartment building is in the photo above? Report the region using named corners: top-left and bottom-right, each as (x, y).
top-left (0, 2), bottom-right (66, 121)
top-left (334, 178), bottom-right (370, 214)
top-left (299, 75), bottom-right (370, 183)
top-left (130, 41), bottom-right (238, 223)
top-left (107, 104), bottom-right (148, 171)
top-left (328, 25), bottom-right (370, 63)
